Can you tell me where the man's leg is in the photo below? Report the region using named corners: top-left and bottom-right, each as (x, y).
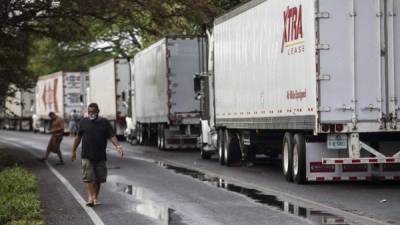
top-left (93, 161), bottom-right (107, 204)
top-left (89, 182), bottom-right (97, 203)
top-left (86, 182), bottom-right (97, 206)
top-left (56, 151), bottom-right (64, 164)
top-left (55, 137), bottom-right (64, 164)
top-left (39, 147), bottom-right (51, 162)
top-left (86, 183), bottom-right (93, 203)
top-left (39, 137), bottom-right (53, 161)
top-left (82, 159), bottom-right (96, 206)
top-left (95, 182), bottom-right (101, 198)
top-left (43, 149), bottom-right (51, 160)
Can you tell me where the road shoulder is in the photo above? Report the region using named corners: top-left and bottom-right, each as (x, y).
top-left (4, 146), bottom-right (94, 225)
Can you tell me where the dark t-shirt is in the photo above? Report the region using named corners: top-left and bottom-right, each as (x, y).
top-left (78, 117), bottom-right (114, 161)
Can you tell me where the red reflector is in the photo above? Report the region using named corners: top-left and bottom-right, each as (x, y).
top-left (321, 124), bottom-right (330, 132)
top-left (379, 176), bottom-right (386, 180)
top-left (333, 177), bottom-right (341, 181)
top-left (352, 159), bottom-right (361, 163)
top-left (316, 177), bottom-right (325, 181)
top-left (310, 162), bottom-right (335, 173)
top-left (335, 124), bottom-right (344, 132)
top-left (386, 158), bottom-right (395, 162)
top-left (335, 219), bottom-right (345, 223)
top-left (369, 159), bottom-right (378, 163)
top-left (349, 176), bottom-right (358, 180)
top-left (366, 176), bottom-right (373, 181)
top-left (334, 160), bottom-right (344, 164)
top-left (394, 176), bottom-right (400, 180)
top-left (167, 139), bottom-right (179, 145)
top-left (343, 164), bottom-right (368, 172)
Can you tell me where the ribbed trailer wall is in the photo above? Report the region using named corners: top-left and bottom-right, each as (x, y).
top-left (134, 37), bottom-right (206, 124)
top-left (213, 0), bottom-right (317, 131)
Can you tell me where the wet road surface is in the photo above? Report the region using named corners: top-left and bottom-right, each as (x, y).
top-left (0, 130), bottom-right (399, 225)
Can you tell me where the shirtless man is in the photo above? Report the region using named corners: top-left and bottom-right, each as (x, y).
top-left (39, 112), bottom-right (65, 165)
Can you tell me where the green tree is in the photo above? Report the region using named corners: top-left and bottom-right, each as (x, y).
top-left (1, 0), bottom-right (248, 100)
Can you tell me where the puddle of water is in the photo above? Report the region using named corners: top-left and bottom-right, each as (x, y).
top-left (115, 182), bottom-right (179, 225)
top-left (157, 162), bottom-right (354, 225)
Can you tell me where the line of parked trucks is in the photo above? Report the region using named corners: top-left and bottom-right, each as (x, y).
top-left (1, 0), bottom-right (400, 183)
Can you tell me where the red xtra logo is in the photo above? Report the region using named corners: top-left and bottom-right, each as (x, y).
top-left (42, 78), bottom-right (59, 113)
top-left (281, 5), bottom-right (304, 54)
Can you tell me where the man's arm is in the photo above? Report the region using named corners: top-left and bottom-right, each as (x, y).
top-left (111, 135), bottom-right (124, 158)
top-left (50, 119), bottom-right (64, 134)
top-left (71, 135), bottom-right (82, 161)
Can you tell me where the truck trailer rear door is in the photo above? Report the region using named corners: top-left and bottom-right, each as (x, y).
top-left (318, 0), bottom-right (385, 127)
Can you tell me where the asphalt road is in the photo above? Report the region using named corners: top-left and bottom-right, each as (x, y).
top-left (0, 130), bottom-right (399, 225)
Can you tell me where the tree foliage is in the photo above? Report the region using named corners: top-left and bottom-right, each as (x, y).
top-left (0, 0), bottom-right (248, 101)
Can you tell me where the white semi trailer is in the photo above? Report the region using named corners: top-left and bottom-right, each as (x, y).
top-left (4, 86), bottom-right (35, 131)
top-left (196, 0), bottom-right (400, 183)
top-left (134, 36), bottom-right (207, 149)
top-left (89, 58), bottom-right (131, 137)
top-left (35, 71), bottom-right (89, 133)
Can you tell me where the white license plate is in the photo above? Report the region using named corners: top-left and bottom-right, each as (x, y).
top-left (327, 134), bottom-right (347, 149)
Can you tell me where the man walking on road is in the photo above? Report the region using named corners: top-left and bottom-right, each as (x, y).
top-left (71, 103), bottom-right (124, 207)
top-left (39, 112), bottom-right (65, 165)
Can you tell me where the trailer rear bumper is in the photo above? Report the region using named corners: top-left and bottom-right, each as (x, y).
top-left (165, 135), bottom-right (201, 149)
top-left (306, 142), bottom-right (400, 182)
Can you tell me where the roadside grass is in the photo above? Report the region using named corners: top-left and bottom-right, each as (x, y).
top-left (0, 146), bottom-right (44, 225)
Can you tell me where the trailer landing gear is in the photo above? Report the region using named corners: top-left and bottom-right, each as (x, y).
top-left (200, 144), bottom-right (212, 159)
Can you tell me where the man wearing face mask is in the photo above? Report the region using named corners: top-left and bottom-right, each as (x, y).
top-left (71, 103), bottom-right (124, 206)
top-left (38, 112), bottom-right (65, 164)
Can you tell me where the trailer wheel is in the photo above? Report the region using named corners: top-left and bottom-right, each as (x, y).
top-left (136, 124), bottom-right (141, 143)
top-left (217, 129), bottom-right (225, 165)
top-left (138, 124), bottom-right (142, 144)
top-left (138, 124), bottom-right (145, 145)
top-left (224, 129), bottom-right (240, 166)
top-left (282, 132), bottom-right (294, 182)
top-left (157, 125), bottom-right (161, 149)
top-left (292, 133), bottom-right (306, 184)
top-left (159, 124), bottom-right (166, 150)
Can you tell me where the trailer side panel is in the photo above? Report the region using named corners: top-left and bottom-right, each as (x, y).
top-left (214, 0), bottom-right (317, 130)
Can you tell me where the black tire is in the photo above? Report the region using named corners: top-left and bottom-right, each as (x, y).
top-left (224, 129), bottom-right (240, 166)
top-left (282, 132), bottom-right (294, 182)
top-left (159, 124), bottom-right (166, 151)
top-left (157, 125), bottom-right (161, 149)
top-left (217, 129), bottom-right (225, 165)
top-left (139, 124), bottom-right (145, 145)
top-left (138, 124), bottom-right (143, 145)
top-left (292, 133), bottom-right (307, 184)
top-left (136, 124), bottom-right (141, 143)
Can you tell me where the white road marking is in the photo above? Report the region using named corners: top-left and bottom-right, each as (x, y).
top-left (0, 137), bottom-right (106, 225)
top-left (46, 161), bottom-right (105, 225)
